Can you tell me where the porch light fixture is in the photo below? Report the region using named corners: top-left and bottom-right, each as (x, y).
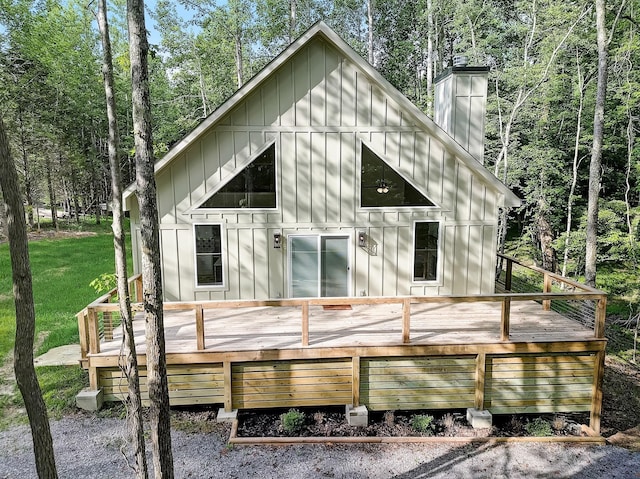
top-left (358, 231), bottom-right (367, 247)
top-left (273, 233), bottom-right (282, 249)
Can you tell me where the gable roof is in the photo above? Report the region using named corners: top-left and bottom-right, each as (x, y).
top-left (123, 21), bottom-right (520, 208)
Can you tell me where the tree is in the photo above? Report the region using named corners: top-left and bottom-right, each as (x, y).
top-left (126, 0), bottom-right (175, 476)
top-left (96, 0), bottom-right (148, 476)
top-left (0, 115), bottom-right (58, 478)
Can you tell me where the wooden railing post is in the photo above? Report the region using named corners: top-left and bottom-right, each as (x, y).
top-left (77, 309), bottom-right (89, 361)
top-left (500, 297), bottom-right (511, 341)
top-left (504, 259), bottom-right (513, 292)
top-left (87, 307), bottom-right (101, 354)
top-left (594, 296), bottom-right (607, 339)
top-left (301, 301), bottom-right (309, 347)
top-left (402, 298), bottom-right (411, 344)
top-left (195, 305), bottom-right (205, 350)
top-left (543, 273), bottom-right (552, 311)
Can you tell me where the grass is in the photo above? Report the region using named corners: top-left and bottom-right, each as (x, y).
top-left (0, 218), bottom-right (128, 427)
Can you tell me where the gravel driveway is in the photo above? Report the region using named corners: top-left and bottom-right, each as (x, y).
top-left (1, 416), bottom-right (639, 478)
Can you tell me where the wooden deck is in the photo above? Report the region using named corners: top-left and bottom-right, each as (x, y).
top-left (95, 300), bottom-right (595, 356)
top-left (77, 255), bottom-right (608, 433)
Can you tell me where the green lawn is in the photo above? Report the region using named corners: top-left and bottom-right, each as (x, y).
top-left (0, 220), bottom-right (127, 426)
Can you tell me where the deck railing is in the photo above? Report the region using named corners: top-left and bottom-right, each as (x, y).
top-left (77, 255), bottom-right (607, 359)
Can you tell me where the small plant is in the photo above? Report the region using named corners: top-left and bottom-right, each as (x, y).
top-left (551, 416), bottom-right (567, 431)
top-left (524, 417), bottom-right (553, 437)
top-left (313, 411), bottom-right (325, 425)
top-left (441, 413), bottom-right (456, 433)
top-left (509, 416), bottom-right (525, 434)
top-left (411, 414), bottom-right (435, 434)
top-left (383, 410), bottom-right (395, 427)
top-left (90, 272), bottom-right (117, 295)
top-left (280, 409), bottom-right (306, 434)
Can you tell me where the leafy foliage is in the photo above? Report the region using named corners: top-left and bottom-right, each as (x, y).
top-left (279, 408), bottom-right (306, 434)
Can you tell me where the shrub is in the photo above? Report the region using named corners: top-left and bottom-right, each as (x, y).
top-left (411, 414), bottom-right (435, 434)
top-left (280, 409), bottom-right (306, 434)
top-left (525, 417), bottom-right (553, 437)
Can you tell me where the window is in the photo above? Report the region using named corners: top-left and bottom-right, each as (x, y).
top-left (360, 144), bottom-right (434, 207)
top-left (195, 225), bottom-right (223, 286)
top-left (199, 143), bottom-right (276, 208)
top-left (413, 222), bottom-right (439, 281)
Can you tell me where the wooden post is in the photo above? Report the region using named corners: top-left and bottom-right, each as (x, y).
top-left (504, 259), bottom-right (513, 291)
top-left (542, 273), bottom-right (552, 311)
top-left (87, 307), bottom-right (101, 354)
top-left (77, 310), bottom-right (89, 360)
top-left (195, 305), bottom-right (205, 350)
top-left (301, 301), bottom-right (309, 347)
top-left (500, 298), bottom-right (511, 341)
top-left (474, 353), bottom-right (486, 410)
top-left (135, 275), bottom-right (143, 303)
top-left (89, 367), bottom-right (99, 390)
top-left (589, 350), bottom-right (605, 434)
top-left (223, 361), bottom-right (233, 412)
top-left (402, 298), bottom-right (411, 344)
top-left (594, 296), bottom-right (607, 339)
top-left (352, 356), bottom-right (360, 407)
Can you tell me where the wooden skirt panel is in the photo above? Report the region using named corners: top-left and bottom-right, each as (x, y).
top-left (231, 359), bottom-right (353, 409)
top-left (361, 356), bottom-right (477, 411)
top-left (485, 353), bottom-right (595, 414)
top-left (98, 364), bottom-right (225, 406)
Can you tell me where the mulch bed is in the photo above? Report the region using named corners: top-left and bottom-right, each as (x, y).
top-left (235, 407), bottom-right (588, 439)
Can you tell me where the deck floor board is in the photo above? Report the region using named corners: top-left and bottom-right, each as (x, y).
top-left (94, 300), bottom-right (595, 357)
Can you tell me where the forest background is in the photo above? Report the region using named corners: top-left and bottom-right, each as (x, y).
top-left (0, 0), bottom-right (638, 320)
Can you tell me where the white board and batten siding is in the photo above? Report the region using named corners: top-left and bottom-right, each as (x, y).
top-left (129, 33), bottom-right (511, 302)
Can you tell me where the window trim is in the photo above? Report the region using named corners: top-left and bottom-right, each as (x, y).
top-left (357, 139), bottom-right (439, 211)
top-left (411, 220), bottom-right (443, 285)
top-left (193, 223), bottom-right (227, 290)
top-left (190, 140), bottom-right (279, 212)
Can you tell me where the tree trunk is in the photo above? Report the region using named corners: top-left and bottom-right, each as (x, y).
top-left (17, 107), bottom-right (34, 227)
top-left (585, 0), bottom-right (608, 288)
top-left (97, 0), bottom-right (149, 477)
top-left (45, 156), bottom-right (58, 230)
top-left (426, 0), bottom-right (434, 115)
top-left (0, 116), bottom-right (58, 478)
top-left (126, 0), bottom-right (175, 477)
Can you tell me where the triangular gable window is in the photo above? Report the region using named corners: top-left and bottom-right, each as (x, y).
top-left (360, 144), bottom-right (434, 207)
top-left (199, 143), bottom-right (276, 209)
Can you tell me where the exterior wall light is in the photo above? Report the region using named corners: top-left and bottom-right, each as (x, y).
top-left (358, 231), bottom-right (367, 247)
top-left (273, 233), bottom-right (282, 248)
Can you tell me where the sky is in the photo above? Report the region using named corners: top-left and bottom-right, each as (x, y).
top-left (144, 0), bottom-right (204, 45)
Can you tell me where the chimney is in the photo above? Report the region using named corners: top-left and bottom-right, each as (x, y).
top-left (434, 62), bottom-right (490, 163)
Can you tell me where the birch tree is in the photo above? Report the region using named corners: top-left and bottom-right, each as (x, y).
top-left (127, 0), bottom-right (174, 476)
top-left (96, 0), bottom-right (148, 476)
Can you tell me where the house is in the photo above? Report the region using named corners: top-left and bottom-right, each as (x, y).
top-left (78, 23), bottom-right (606, 434)
top-left (123, 21), bottom-right (520, 302)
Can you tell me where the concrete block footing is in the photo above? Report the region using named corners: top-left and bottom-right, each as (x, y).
top-left (346, 404), bottom-right (369, 427)
top-left (466, 408), bottom-right (493, 429)
top-left (217, 408), bottom-right (238, 423)
top-left (76, 388), bottom-right (104, 411)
